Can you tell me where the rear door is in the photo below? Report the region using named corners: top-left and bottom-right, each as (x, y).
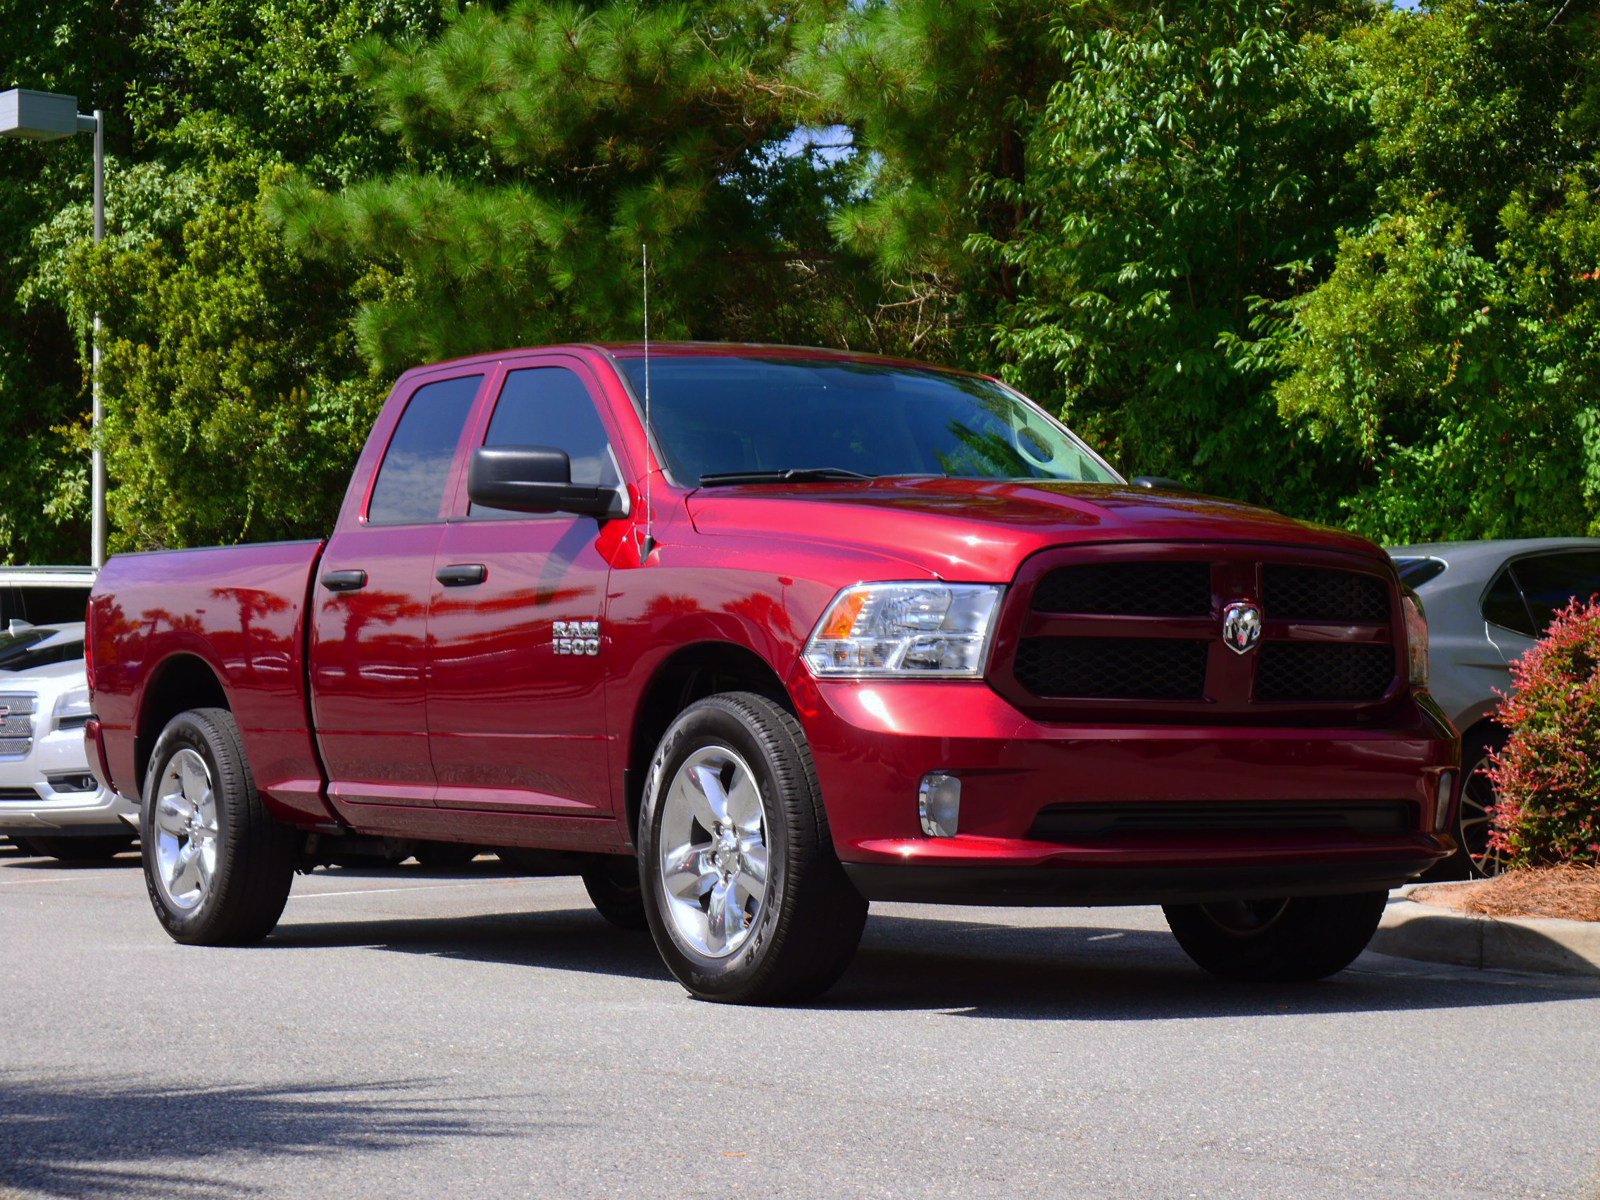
top-left (1484, 550), bottom-right (1600, 665)
top-left (425, 355), bottom-right (627, 817)
top-left (309, 368), bottom-right (486, 808)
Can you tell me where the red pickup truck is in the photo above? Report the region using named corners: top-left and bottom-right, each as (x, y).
top-left (86, 343), bottom-right (1458, 1002)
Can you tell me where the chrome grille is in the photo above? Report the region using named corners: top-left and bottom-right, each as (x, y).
top-left (0, 692), bottom-right (37, 757)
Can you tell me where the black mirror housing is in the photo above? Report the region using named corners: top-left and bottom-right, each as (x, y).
top-left (467, 445), bottom-right (626, 519)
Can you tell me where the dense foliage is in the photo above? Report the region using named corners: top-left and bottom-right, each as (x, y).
top-left (1487, 599), bottom-right (1600, 867)
top-left (2, 0), bottom-right (1599, 555)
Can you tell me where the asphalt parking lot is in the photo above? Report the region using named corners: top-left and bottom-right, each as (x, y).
top-left (2, 841), bottom-right (1598, 1200)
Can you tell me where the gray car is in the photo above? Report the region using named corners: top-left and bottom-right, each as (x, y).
top-left (1387, 537), bottom-right (1600, 877)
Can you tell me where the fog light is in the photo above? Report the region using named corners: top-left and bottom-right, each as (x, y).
top-left (1433, 770), bottom-right (1458, 832)
top-left (918, 772), bottom-right (961, 838)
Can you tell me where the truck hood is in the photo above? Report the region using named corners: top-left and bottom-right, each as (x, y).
top-left (686, 479), bottom-right (1383, 579)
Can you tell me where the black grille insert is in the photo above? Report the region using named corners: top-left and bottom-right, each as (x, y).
top-left (1263, 565), bottom-right (1389, 622)
top-left (1029, 801), bottom-right (1415, 840)
top-left (1256, 643), bottom-right (1394, 702)
top-left (1032, 562), bottom-right (1211, 617)
top-left (0, 787), bottom-right (39, 802)
top-left (1014, 637), bottom-right (1208, 700)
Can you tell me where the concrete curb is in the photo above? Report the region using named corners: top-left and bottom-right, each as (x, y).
top-left (1372, 896), bottom-right (1600, 977)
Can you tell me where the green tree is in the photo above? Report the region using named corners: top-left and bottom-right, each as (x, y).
top-left (273, 0), bottom-right (873, 375)
top-left (801, 0), bottom-right (1070, 360)
top-left (1275, 0), bottom-right (1600, 541)
top-left (973, 0), bottom-right (1370, 501)
top-left (0, 0), bottom-right (149, 562)
top-left (18, 0), bottom-right (447, 553)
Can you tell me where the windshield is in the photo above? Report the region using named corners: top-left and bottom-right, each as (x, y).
top-left (615, 356), bottom-right (1119, 486)
top-left (0, 627), bottom-right (84, 673)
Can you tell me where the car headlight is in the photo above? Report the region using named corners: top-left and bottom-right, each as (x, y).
top-left (803, 583), bottom-right (1003, 678)
top-left (1402, 590), bottom-right (1428, 689)
top-left (53, 686), bottom-right (92, 731)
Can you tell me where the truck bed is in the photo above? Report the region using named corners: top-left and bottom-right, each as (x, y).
top-left (88, 539), bottom-right (335, 827)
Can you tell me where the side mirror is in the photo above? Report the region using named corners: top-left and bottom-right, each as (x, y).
top-left (467, 445), bottom-right (626, 519)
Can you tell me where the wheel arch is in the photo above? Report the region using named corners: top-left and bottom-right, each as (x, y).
top-left (134, 653), bottom-right (230, 793)
top-left (623, 640), bottom-right (794, 840)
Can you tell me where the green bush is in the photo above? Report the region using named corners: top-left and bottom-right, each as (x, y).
top-left (1487, 599), bottom-right (1600, 866)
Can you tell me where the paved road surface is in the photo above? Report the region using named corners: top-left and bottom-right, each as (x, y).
top-left (2, 841), bottom-right (1597, 1200)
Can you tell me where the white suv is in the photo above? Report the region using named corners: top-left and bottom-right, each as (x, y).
top-left (0, 620), bottom-right (136, 861)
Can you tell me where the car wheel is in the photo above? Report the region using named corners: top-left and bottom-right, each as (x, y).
top-left (1163, 891), bottom-right (1389, 982)
top-left (638, 692), bottom-right (867, 1004)
top-left (581, 856), bottom-right (648, 930)
top-left (141, 707), bottom-right (296, 946)
top-left (1453, 729), bottom-right (1509, 879)
top-left (26, 834), bottom-right (134, 862)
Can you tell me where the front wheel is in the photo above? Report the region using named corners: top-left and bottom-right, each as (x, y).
top-left (141, 708), bottom-right (296, 946)
top-left (1164, 891), bottom-right (1389, 982)
top-left (638, 692), bottom-right (867, 1004)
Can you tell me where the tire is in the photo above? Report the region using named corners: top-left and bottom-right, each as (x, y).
top-left (581, 856), bottom-right (649, 930)
top-left (637, 692), bottom-right (867, 1004)
top-left (1163, 891), bottom-right (1389, 982)
top-left (140, 707), bottom-right (296, 946)
top-left (27, 834), bottom-right (134, 862)
top-left (1449, 728), bottom-right (1508, 880)
top-left (411, 842), bottom-right (480, 870)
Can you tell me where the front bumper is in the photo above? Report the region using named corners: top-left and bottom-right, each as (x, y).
top-left (0, 720), bottom-right (137, 837)
top-left (791, 673), bottom-right (1458, 906)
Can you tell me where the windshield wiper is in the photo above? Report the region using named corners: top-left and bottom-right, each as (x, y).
top-left (697, 467), bottom-right (877, 487)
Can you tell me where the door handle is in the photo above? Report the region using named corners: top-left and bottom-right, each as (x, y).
top-left (320, 569), bottom-right (368, 593)
top-left (436, 563), bottom-right (488, 587)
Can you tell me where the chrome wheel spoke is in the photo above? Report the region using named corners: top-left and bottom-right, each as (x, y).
top-left (705, 878), bottom-right (740, 954)
top-left (170, 841), bottom-right (201, 895)
top-left (155, 792), bottom-right (193, 838)
top-left (656, 744), bottom-right (770, 960)
top-left (724, 772), bottom-right (762, 833)
top-left (740, 842), bottom-right (768, 891)
top-left (663, 842), bottom-right (716, 900)
top-left (151, 748), bottom-right (218, 912)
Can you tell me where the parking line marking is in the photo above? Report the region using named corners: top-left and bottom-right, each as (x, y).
top-left (0, 875), bottom-right (91, 887)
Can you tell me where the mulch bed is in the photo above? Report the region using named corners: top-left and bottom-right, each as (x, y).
top-left (1412, 864), bottom-right (1600, 923)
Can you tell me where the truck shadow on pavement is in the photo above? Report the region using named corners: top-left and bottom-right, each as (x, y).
top-left (266, 907), bottom-right (1600, 1019)
top-left (0, 1074), bottom-right (517, 1199)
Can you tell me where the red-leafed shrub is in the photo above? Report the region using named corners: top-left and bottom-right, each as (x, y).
top-left (1486, 598), bottom-right (1600, 867)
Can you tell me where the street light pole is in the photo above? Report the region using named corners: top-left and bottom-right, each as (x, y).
top-left (86, 109), bottom-right (105, 569)
top-left (0, 89), bottom-right (108, 568)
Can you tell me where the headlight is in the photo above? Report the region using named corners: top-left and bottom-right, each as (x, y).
top-left (803, 583), bottom-right (1003, 678)
top-left (1402, 590), bottom-right (1429, 689)
top-left (53, 686), bottom-right (92, 731)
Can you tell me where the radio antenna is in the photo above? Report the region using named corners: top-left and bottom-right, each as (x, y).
top-left (639, 242), bottom-right (656, 561)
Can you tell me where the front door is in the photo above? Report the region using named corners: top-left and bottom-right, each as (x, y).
top-left (425, 357), bottom-right (627, 817)
top-left (310, 369), bottom-right (485, 807)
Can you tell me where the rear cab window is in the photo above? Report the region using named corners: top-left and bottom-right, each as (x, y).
top-left (366, 374), bottom-right (484, 524)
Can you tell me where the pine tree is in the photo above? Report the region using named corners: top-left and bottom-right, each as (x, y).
top-left (273, 0), bottom-right (873, 373)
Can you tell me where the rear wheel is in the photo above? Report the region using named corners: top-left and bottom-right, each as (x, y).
top-left (24, 835), bottom-right (133, 862)
top-left (1163, 891), bottom-right (1388, 981)
top-left (638, 692), bottom-right (866, 1004)
top-left (141, 708), bottom-right (295, 946)
top-left (411, 842), bottom-right (480, 870)
top-left (581, 856), bottom-right (648, 930)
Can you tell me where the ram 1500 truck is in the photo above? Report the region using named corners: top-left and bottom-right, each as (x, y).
top-left (86, 344), bottom-right (1459, 1003)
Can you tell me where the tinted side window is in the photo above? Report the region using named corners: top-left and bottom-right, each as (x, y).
top-left (0, 585), bottom-right (92, 626)
top-left (1512, 552), bottom-right (1600, 629)
top-left (471, 367), bottom-right (619, 518)
top-left (1482, 568), bottom-right (1536, 637)
top-left (367, 375), bottom-right (483, 524)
